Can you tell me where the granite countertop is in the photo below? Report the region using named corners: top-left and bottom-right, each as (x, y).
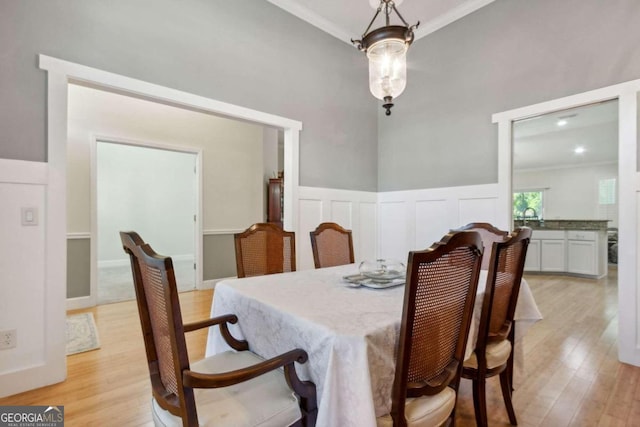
top-left (513, 219), bottom-right (611, 231)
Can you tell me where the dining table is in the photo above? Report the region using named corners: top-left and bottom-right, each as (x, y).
top-left (205, 264), bottom-right (542, 427)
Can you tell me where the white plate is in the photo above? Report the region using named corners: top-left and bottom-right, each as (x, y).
top-left (342, 274), bottom-right (404, 289)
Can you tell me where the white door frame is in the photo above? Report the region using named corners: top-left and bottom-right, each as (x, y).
top-left (494, 79), bottom-right (640, 366)
top-left (39, 54), bottom-right (302, 379)
top-left (91, 136), bottom-right (203, 307)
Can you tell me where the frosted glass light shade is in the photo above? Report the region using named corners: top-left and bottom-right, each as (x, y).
top-left (366, 38), bottom-right (408, 101)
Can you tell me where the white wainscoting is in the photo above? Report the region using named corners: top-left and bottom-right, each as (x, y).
top-left (297, 186), bottom-right (378, 271)
top-left (0, 159), bottom-right (65, 398)
top-left (378, 184), bottom-right (501, 262)
top-left (297, 184), bottom-right (500, 271)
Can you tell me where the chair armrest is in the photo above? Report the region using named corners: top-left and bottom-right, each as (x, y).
top-left (184, 348), bottom-right (318, 416)
top-left (183, 348), bottom-right (308, 389)
top-left (183, 314), bottom-right (249, 351)
top-left (183, 314), bottom-right (237, 332)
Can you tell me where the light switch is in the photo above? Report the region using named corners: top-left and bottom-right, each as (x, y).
top-left (21, 207), bottom-right (38, 226)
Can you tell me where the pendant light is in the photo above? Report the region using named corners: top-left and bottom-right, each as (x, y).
top-left (352, 0), bottom-right (419, 116)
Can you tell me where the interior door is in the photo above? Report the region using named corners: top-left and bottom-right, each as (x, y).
top-left (96, 141), bottom-right (197, 303)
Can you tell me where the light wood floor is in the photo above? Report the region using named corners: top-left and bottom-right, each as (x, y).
top-left (1, 268), bottom-right (639, 426)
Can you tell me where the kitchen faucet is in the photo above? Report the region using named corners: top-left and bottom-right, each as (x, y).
top-left (522, 207), bottom-right (537, 225)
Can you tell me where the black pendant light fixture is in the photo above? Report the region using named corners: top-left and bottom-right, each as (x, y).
top-left (352, 0), bottom-right (419, 116)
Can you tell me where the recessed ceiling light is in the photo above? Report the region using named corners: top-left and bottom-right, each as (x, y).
top-left (557, 119), bottom-right (568, 127)
top-left (574, 146), bottom-right (585, 154)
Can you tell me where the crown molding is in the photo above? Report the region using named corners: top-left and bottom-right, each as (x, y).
top-left (267, 0), bottom-right (497, 45)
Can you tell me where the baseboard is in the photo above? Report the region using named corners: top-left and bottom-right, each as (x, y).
top-left (98, 253), bottom-right (194, 269)
top-left (66, 295), bottom-right (93, 311)
top-left (200, 277), bottom-right (236, 290)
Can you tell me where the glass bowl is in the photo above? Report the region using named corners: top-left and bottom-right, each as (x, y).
top-left (359, 259), bottom-right (406, 282)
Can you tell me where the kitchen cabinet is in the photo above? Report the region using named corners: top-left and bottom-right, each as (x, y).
top-left (524, 239), bottom-right (540, 271)
top-left (523, 228), bottom-right (607, 278)
top-left (541, 239), bottom-right (566, 272)
top-left (525, 230), bottom-right (565, 273)
top-left (567, 231), bottom-right (597, 275)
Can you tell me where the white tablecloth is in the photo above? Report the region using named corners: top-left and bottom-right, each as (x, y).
top-left (205, 264), bottom-right (542, 427)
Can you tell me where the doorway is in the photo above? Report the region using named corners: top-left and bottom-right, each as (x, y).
top-left (511, 100), bottom-right (618, 278)
top-left (95, 140), bottom-right (198, 304)
top-left (38, 54), bottom-right (303, 395)
top-left (494, 81), bottom-right (640, 366)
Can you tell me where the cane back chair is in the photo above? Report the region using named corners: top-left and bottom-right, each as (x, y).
top-left (234, 223), bottom-right (296, 278)
top-left (462, 227), bottom-right (531, 427)
top-left (309, 222), bottom-right (355, 268)
top-left (120, 231), bottom-right (316, 426)
top-left (455, 222), bottom-right (509, 270)
top-left (378, 230), bottom-right (483, 427)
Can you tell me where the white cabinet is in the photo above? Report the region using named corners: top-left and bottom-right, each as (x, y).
top-left (541, 239), bottom-right (566, 272)
top-left (525, 230), bottom-right (565, 273)
top-left (524, 239), bottom-right (540, 271)
top-left (567, 231), bottom-right (597, 275)
top-left (522, 228), bottom-right (606, 278)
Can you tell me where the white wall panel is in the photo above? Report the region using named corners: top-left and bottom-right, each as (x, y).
top-left (330, 201), bottom-right (352, 229)
top-left (297, 198), bottom-right (323, 271)
top-left (415, 199), bottom-right (448, 249)
top-left (358, 202), bottom-right (377, 262)
top-left (459, 197), bottom-right (498, 226)
top-left (379, 202), bottom-right (408, 261)
top-left (0, 159), bottom-right (62, 398)
top-left (297, 187), bottom-right (377, 270)
top-left (0, 182), bottom-right (46, 373)
top-left (379, 184), bottom-right (500, 262)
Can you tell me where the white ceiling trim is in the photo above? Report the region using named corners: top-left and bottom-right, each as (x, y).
top-left (414, 0), bottom-right (497, 40)
top-left (267, 0), bottom-right (497, 45)
top-left (267, 0), bottom-right (354, 44)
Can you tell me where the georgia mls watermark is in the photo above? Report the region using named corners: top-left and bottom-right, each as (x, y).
top-left (0, 406), bottom-right (64, 427)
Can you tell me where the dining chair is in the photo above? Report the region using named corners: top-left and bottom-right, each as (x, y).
top-left (309, 222), bottom-right (355, 268)
top-left (455, 222), bottom-right (509, 270)
top-left (378, 230), bottom-right (483, 427)
top-left (234, 222), bottom-right (296, 278)
top-left (462, 227), bottom-right (531, 427)
top-left (120, 231), bottom-right (317, 427)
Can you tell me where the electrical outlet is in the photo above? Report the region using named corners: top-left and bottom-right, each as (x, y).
top-left (0, 329), bottom-right (17, 350)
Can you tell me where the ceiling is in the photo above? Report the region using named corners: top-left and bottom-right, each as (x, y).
top-left (513, 100), bottom-right (619, 171)
top-left (266, 0), bottom-right (497, 45)
top-left (267, 1), bottom-right (619, 172)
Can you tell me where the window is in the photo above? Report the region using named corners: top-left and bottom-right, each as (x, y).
top-left (599, 178), bottom-right (616, 205)
top-left (513, 190), bottom-right (543, 219)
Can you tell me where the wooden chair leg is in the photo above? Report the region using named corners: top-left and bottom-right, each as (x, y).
top-left (508, 326), bottom-right (516, 392)
top-left (499, 370), bottom-right (518, 425)
top-left (507, 351), bottom-right (515, 392)
top-left (472, 378), bottom-right (488, 427)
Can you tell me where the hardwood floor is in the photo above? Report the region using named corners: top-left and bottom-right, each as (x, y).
top-left (1, 268), bottom-right (638, 426)
top-left (456, 267), bottom-right (640, 427)
top-left (0, 290), bottom-right (212, 426)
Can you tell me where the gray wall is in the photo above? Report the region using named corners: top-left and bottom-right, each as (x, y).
top-left (5, 0), bottom-right (638, 193)
top-left (67, 239), bottom-right (90, 298)
top-left (203, 234), bottom-right (238, 280)
top-left (0, 0), bottom-right (378, 192)
top-left (378, 0), bottom-right (640, 191)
